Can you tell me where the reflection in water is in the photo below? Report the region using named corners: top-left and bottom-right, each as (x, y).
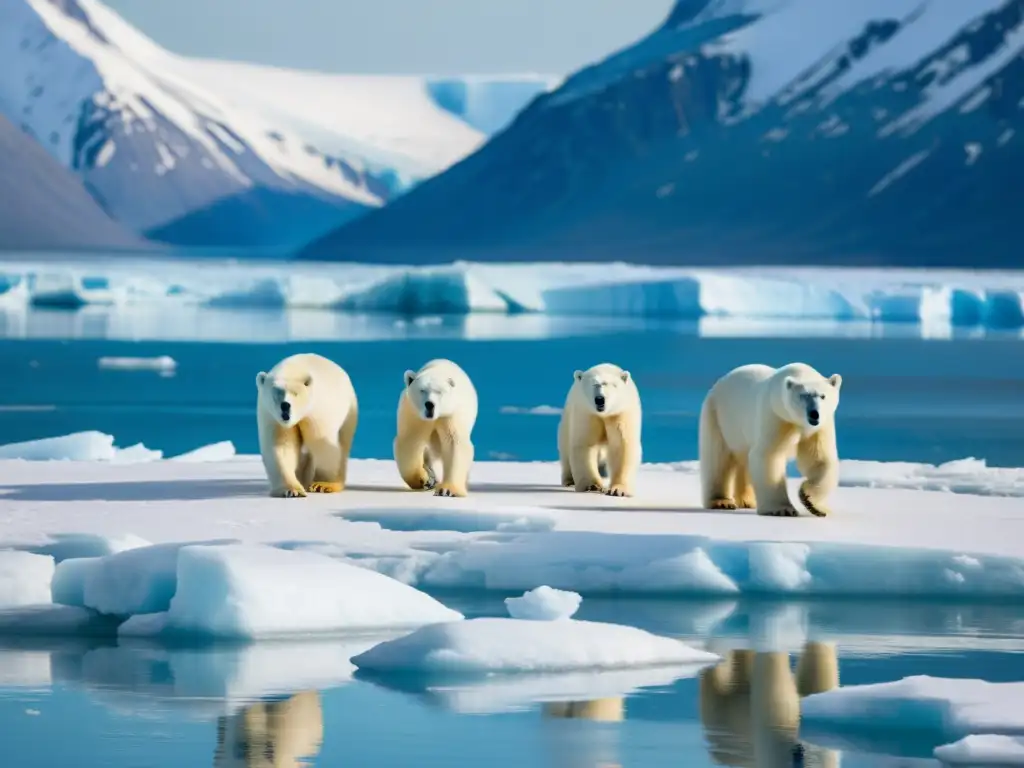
top-left (215, 691), bottom-right (324, 768)
top-left (0, 305), bottom-right (681, 344)
top-left (700, 642), bottom-right (840, 767)
top-left (542, 697), bottom-right (624, 768)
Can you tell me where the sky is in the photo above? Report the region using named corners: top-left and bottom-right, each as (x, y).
top-left (103, 0), bottom-right (675, 76)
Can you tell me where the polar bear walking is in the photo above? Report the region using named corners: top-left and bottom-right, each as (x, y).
top-left (699, 362), bottom-right (842, 517)
top-left (558, 363), bottom-right (642, 497)
top-left (395, 358), bottom-right (478, 497)
top-left (255, 353), bottom-right (359, 498)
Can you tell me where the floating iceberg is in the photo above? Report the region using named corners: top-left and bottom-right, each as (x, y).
top-left (935, 735), bottom-right (1024, 765)
top-left (351, 616), bottom-right (719, 676)
top-left (112, 544), bottom-right (461, 638)
top-left (802, 675), bottom-right (1024, 741)
top-left (505, 586), bottom-right (582, 621)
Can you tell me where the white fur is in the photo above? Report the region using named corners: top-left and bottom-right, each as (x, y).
top-left (395, 358), bottom-right (478, 497)
top-left (557, 362), bottom-right (642, 497)
top-left (699, 362), bottom-right (842, 517)
top-left (255, 353), bottom-right (358, 498)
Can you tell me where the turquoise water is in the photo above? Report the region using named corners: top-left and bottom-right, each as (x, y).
top-left (3, 306), bottom-right (1024, 464)
top-left (1, 305), bottom-right (1023, 765)
top-left (1, 597), bottom-right (1023, 766)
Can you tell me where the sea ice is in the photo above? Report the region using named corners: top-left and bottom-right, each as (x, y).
top-left (0, 431), bottom-right (160, 462)
top-left (170, 441), bottom-right (237, 463)
top-left (801, 675), bottom-right (1024, 741)
top-left (0, 552), bottom-right (55, 608)
top-left (935, 735), bottom-right (1024, 765)
top-left (350, 617), bottom-right (720, 676)
top-left (505, 585), bottom-right (582, 620)
top-left (97, 355), bottom-right (177, 373)
top-left (1, 447), bottom-right (1023, 614)
top-left (115, 544), bottom-right (462, 639)
top-left (338, 505), bottom-right (557, 533)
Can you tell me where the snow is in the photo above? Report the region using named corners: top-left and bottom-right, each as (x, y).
top-left (936, 735), bottom-right (1024, 765)
top-left (802, 675), bottom-right (1024, 748)
top-left (53, 543), bottom-right (462, 638)
top-left (505, 586), bottom-right (582, 621)
top-left (177, 60), bottom-right (487, 181)
top-left (5, 258), bottom-right (1024, 331)
top-left (0, 552), bottom-right (55, 608)
top-left (0, 433), bottom-right (1021, 640)
top-left (0, 431), bottom-right (233, 464)
top-left (0, 431), bottom-right (161, 462)
top-left (0, 446), bottom-right (1023, 608)
top-left (0, 0), bottom-right (492, 237)
top-left (350, 616), bottom-right (719, 676)
top-left (170, 440), bottom-right (236, 463)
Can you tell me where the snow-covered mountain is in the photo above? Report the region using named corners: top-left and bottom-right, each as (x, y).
top-left (0, 0), bottom-right (491, 250)
top-left (301, 0), bottom-right (1024, 268)
top-left (0, 111), bottom-right (145, 250)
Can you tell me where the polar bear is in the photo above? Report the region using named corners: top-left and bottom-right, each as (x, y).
top-left (255, 353), bottom-right (358, 498)
top-left (558, 363), bottom-right (642, 497)
top-left (395, 358), bottom-right (478, 497)
top-left (699, 362), bottom-right (841, 517)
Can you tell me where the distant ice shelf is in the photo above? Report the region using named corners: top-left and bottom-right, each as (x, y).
top-left (2, 258), bottom-right (1024, 330)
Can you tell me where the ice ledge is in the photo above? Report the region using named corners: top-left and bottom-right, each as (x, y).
top-left (3, 260), bottom-right (1024, 330)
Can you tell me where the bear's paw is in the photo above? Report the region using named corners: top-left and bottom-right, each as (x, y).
top-left (309, 481), bottom-right (343, 494)
top-left (271, 485), bottom-right (307, 499)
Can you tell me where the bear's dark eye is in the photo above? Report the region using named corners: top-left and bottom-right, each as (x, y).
top-left (819, 394), bottom-right (826, 400)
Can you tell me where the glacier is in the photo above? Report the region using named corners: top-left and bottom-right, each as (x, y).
top-left (302, 0), bottom-right (1024, 268)
top-left (3, 256), bottom-right (1024, 330)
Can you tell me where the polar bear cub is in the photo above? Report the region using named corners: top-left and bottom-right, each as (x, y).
top-left (255, 353), bottom-right (358, 498)
top-left (699, 362), bottom-right (842, 517)
top-left (558, 363), bottom-right (642, 497)
top-left (395, 358), bottom-right (478, 497)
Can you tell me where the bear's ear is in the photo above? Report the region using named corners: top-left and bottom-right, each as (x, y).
top-left (620, 370), bottom-right (630, 383)
top-left (256, 371), bottom-right (267, 388)
top-left (829, 373), bottom-right (842, 390)
top-left (447, 377), bottom-right (456, 388)
top-left (574, 370), bottom-right (583, 382)
top-left (785, 376), bottom-right (795, 391)
top-left (303, 374), bottom-right (313, 388)
top-left (404, 370), bottom-right (417, 387)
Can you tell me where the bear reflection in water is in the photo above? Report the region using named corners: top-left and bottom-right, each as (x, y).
top-left (214, 690), bottom-right (324, 768)
top-left (542, 697), bottom-right (624, 768)
top-left (700, 641), bottom-right (841, 768)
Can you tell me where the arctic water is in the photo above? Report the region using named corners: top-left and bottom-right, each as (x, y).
top-left (1, 304), bottom-right (1024, 766)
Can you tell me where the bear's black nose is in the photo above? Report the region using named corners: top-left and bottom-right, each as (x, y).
top-left (280, 402), bottom-right (291, 419)
top-left (594, 395), bottom-right (606, 411)
top-left (424, 400), bottom-right (435, 417)
top-left (808, 409), bottom-right (819, 422)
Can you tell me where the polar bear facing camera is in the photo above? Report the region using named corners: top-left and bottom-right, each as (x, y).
top-left (395, 358), bottom-right (478, 497)
top-left (255, 353), bottom-right (358, 498)
top-left (699, 362), bottom-right (841, 517)
top-left (558, 363), bottom-right (642, 497)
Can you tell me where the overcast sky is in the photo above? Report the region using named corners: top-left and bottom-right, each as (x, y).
top-left (103, 0), bottom-right (674, 75)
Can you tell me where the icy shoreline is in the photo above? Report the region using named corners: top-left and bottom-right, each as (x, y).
top-left (2, 257), bottom-right (1024, 329)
